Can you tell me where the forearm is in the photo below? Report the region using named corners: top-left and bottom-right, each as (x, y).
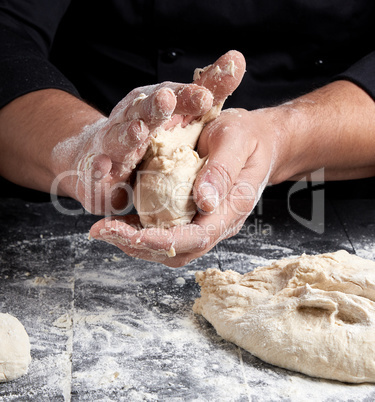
top-left (0, 89), bottom-right (105, 197)
top-left (270, 80), bottom-right (375, 183)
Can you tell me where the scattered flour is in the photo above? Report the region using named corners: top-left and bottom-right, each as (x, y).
top-left (2, 217), bottom-right (375, 401)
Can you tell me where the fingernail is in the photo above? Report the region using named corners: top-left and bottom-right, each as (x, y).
top-left (127, 119), bottom-right (149, 145)
top-left (191, 89), bottom-right (213, 114)
top-left (154, 88), bottom-right (176, 119)
top-left (198, 182), bottom-right (219, 212)
top-left (90, 154), bottom-right (112, 181)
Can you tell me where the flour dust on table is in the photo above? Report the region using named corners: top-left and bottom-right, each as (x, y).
top-left (0, 313), bottom-right (31, 382)
top-left (194, 250), bottom-right (375, 383)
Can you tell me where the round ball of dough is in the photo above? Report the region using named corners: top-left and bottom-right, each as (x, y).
top-left (0, 313), bottom-right (31, 382)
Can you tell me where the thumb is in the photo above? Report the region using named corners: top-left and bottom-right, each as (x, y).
top-left (193, 113), bottom-right (255, 213)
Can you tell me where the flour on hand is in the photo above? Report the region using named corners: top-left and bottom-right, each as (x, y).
top-left (194, 250), bottom-right (375, 383)
top-left (0, 313), bottom-right (31, 382)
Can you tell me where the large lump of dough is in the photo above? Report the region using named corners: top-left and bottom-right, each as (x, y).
top-left (0, 313), bottom-right (31, 382)
top-left (193, 250), bottom-right (375, 383)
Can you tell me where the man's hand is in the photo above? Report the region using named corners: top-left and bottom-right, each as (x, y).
top-left (89, 50), bottom-right (250, 264)
top-left (89, 106), bottom-right (277, 266)
top-left (52, 81), bottom-right (216, 215)
top-left (74, 48), bottom-right (246, 215)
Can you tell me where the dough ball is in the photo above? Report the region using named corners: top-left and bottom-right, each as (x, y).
top-left (194, 250), bottom-right (375, 383)
top-left (134, 95), bottom-right (224, 229)
top-left (0, 313), bottom-right (31, 382)
top-left (134, 121), bottom-right (206, 228)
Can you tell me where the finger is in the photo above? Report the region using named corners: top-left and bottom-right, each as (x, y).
top-left (105, 182), bottom-right (255, 266)
top-left (193, 50), bottom-right (246, 106)
top-left (124, 83), bottom-right (213, 126)
top-left (107, 84), bottom-right (175, 125)
top-left (173, 84), bottom-right (213, 116)
top-left (104, 178), bottom-right (255, 265)
top-left (194, 158), bottom-right (271, 243)
top-left (91, 238), bottom-right (205, 268)
top-left (90, 153), bottom-right (113, 182)
top-left (193, 111), bottom-right (256, 212)
top-left (131, 224), bottom-right (210, 256)
top-left (76, 151), bottom-right (136, 215)
top-left (162, 83), bottom-right (214, 129)
top-left (102, 119), bottom-right (150, 164)
top-left (90, 216), bottom-right (210, 259)
top-left (90, 215), bottom-right (141, 242)
top-left (125, 87), bottom-right (177, 128)
top-left (93, 235), bottom-right (196, 267)
top-left (75, 153), bottom-right (111, 214)
top-left (192, 187), bottom-right (255, 248)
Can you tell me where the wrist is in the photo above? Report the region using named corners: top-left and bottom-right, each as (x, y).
top-left (244, 106), bottom-right (301, 185)
top-left (266, 80), bottom-right (375, 184)
top-left (51, 116), bottom-right (108, 199)
top-left (264, 91), bottom-right (329, 184)
top-left (0, 89), bottom-right (106, 198)
top-left (264, 104), bottom-right (309, 184)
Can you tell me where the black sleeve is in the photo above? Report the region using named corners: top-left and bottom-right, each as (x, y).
top-left (335, 51), bottom-right (375, 101)
top-left (0, 0), bottom-right (80, 109)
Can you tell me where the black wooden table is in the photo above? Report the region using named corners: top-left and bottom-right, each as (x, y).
top-left (0, 197), bottom-right (374, 401)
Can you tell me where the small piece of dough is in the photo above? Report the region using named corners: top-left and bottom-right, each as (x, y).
top-left (134, 120), bottom-right (207, 228)
top-left (0, 313), bottom-right (31, 382)
top-left (193, 250), bottom-right (375, 383)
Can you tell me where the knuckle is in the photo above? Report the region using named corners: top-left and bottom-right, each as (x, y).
top-left (209, 162), bottom-right (234, 193)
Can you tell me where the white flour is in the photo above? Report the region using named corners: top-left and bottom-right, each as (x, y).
top-left (1, 226), bottom-right (375, 401)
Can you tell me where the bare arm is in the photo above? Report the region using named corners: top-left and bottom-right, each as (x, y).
top-left (0, 89), bottom-right (103, 196)
top-left (272, 80), bottom-right (375, 183)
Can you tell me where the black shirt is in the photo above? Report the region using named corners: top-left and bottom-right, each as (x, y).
top-left (1, 0), bottom-right (375, 114)
top-left (1, 0), bottom-right (375, 200)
